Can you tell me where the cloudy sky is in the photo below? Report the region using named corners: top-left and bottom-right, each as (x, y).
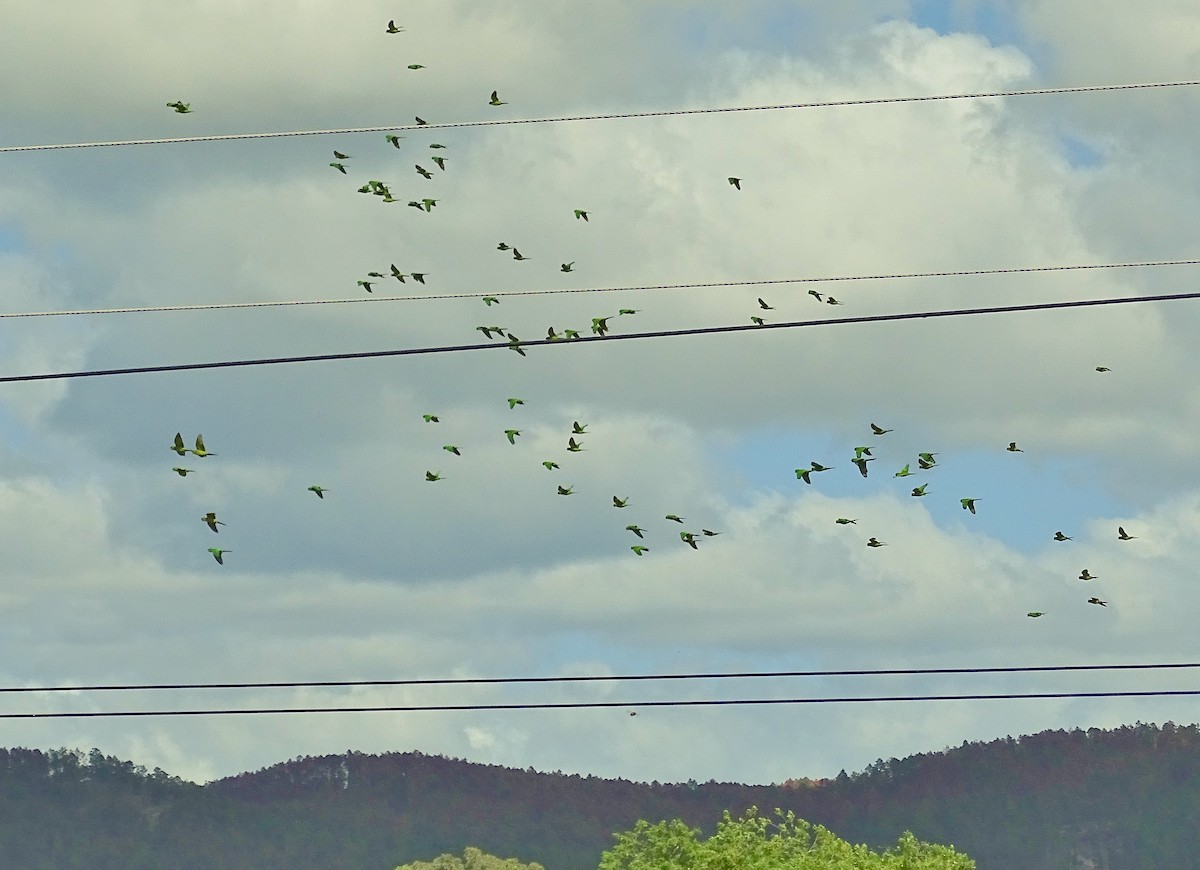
top-left (1, 0), bottom-right (1199, 788)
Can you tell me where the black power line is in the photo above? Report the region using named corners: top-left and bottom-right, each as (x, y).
top-left (2, 288), bottom-right (1198, 384)
top-left (2, 80), bottom-right (1197, 154)
top-left (4, 662), bottom-right (1198, 695)
top-left (6, 689), bottom-right (1200, 719)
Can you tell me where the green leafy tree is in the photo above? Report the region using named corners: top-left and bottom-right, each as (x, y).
top-left (599, 807), bottom-right (974, 870)
top-left (396, 845), bottom-right (545, 870)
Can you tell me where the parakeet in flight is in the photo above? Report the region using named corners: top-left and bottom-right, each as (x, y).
top-left (870, 423), bottom-right (893, 435)
top-left (1117, 526), bottom-right (1137, 541)
top-left (443, 445), bottom-right (461, 456)
top-left (171, 467), bottom-right (193, 477)
top-left (728, 177), bottom-right (742, 189)
top-left (574, 209), bottom-right (589, 221)
top-left (171, 433), bottom-right (190, 456)
top-left (561, 262), bottom-right (575, 272)
top-left (542, 460), bottom-right (559, 470)
top-left (307, 485), bottom-right (328, 499)
top-left (407, 64), bottom-right (426, 70)
top-left (386, 19), bottom-right (404, 33)
top-left (431, 155), bottom-right (447, 170)
top-left (201, 512), bottom-right (225, 532)
top-left (422, 414), bottom-right (440, 423)
top-left (507, 398), bottom-right (524, 409)
top-left (852, 457), bottom-right (874, 478)
top-left (626, 525), bottom-right (645, 538)
top-left (386, 134), bottom-right (404, 148)
top-left (894, 464), bottom-right (913, 478)
top-left (1053, 531), bottom-right (1072, 541)
top-left (911, 484), bottom-right (928, 497)
top-left (612, 496), bottom-right (629, 508)
top-left (504, 429), bottom-right (521, 444)
top-left (867, 537), bottom-right (887, 547)
top-left (960, 498), bottom-right (979, 514)
top-left (757, 298), bottom-right (773, 310)
top-left (557, 485), bottom-right (574, 495)
top-left (330, 162), bottom-right (347, 174)
top-left (1088, 597), bottom-right (1107, 606)
top-left (1095, 366), bottom-right (1111, 372)
top-left (489, 90), bottom-right (507, 106)
top-left (512, 248), bottom-right (530, 260)
top-left (680, 532), bottom-right (699, 549)
top-left (1007, 442), bottom-right (1023, 452)
top-left (665, 514), bottom-right (684, 523)
top-left (192, 435), bottom-right (215, 457)
top-left (835, 518), bottom-right (858, 525)
top-left (572, 422), bottom-right (588, 434)
top-left (566, 438), bottom-right (585, 453)
top-left (333, 150), bottom-right (351, 160)
top-left (208, 548), bottom-right (230, 564)
top-left (1027, 611), bottom-right (1045, 618)
top-left (1078, 569), bottom-right (1097, 581)
top-left (795, 468), bottom-right (812, 484)
top-left (415, 164), bottom-right (433, 179)
top-left (631, 545), bottom-right (649, 556)
top-left (166, 101), bottom-right (192, 113)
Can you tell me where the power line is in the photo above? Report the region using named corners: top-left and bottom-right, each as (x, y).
top-left (5, 689), bottom-right (1200, 719)
top-left (3, 80), bottom-right (1197, 154)
top-left (2, 288), bottom-right (1198, 384)
top-left (4, 661), bottom-right (1197, 695)
top-left (3, 257), bottom-right (1195, 319)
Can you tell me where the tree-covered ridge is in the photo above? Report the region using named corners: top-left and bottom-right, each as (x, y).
top-left (0, 722), bottom-right (1198, 868)
top-left (395, 846), bottom-right (545, 870)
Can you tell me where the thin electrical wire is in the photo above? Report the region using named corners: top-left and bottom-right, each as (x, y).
top-left (5, 690), bottom-right (1200, 719)
top-left (2, 258), bottom-right (1196, 319)
top-left (3, 80), bottom-right (1197, 154)
top-left (2, 288), bottom-right (1198, 384)
top-left (4, 662), bottom-right (1197, 695)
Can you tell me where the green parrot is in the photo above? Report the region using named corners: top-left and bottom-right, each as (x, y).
top-left (808, 290), bottom-right (824, 302)
top-left (476, 326), bottom-right (503, 339)
top-left (918, 452), bottom-right (937, 464)
top-left (1053, 531), bottom-right (1072, 541)
top-left (618, 309), bottom-right (640, 315)
top-left (870, 423), bottom-right (893, 435)
top-left (192, 435), bottom-right (216, 458)
top-left (626, 525), bottom-right (645, 538)
top-left (751, 317), bottom-right (766, 325)
top-left (574, 209), bottom-right (589, 221)
top-left (425, 471), bottom-right (442, 482)
top-left (506, 335), bottom-right (526, 356)
top-left (795, 468), bottom-right (812, 484)
top-left (166, 101), bottom-right (191, 113)
top-left (894, 464), bottom-right (913, 478)
top-left (504, 429), bottom-right (521, 444)
top-left (1027, 612), bottom-right (1045, 618)
top-left (665, 514), bottom-right (684, 523)
top-left (911, 484), bottom-right (928, 497)
top-left (357, 280), bottom-right (374, 293)
top-left (422, 414), bottom-right (439, 423)
top-left (701, 529), bottom-right (720, 536)
top-left (443, 445), bottom-right (461, 456)
top-left (390, 265), bottom-right (406, 281)
top-left (407, 64), bottom-right (426, 70)
top-left (1078, 569), bottom-right (1097, 581)
top-left (1007, 442), bottom-right (1023, 452)
top-left (1117, 526), bottom-right (1137, 541)
top-left (572, 422), bottom-right (587, 434)
top-left (512, 248), bottom-right (530, 260)
top-left (835, 518), bottom-right (857, 525)
top-left (507, 398), bottom-right (524, 409)
top-left (566, 438), bottom-right (585, 453)
top-left (489, 90), bottom-right (507, 106)
top-left (416, 164), bottom-right (433, 179)
top-left (201, 512), bottom-right (225, 532)
top-left (560, 262), bottom-right (575, 272)
top-left (542, 460), bottom-right (559, 470)
top-left (825, 297), bottom-right (842, 305)
top-left (171, 432), bottom-right (190, 456)
top-left (171, 467), bottom-right (193, 477)
top-left (867, 538), bottom-right (887, 547)
top-left (208, 547), bottom-right (230, 564)
top-left (431, 156), bottom-right (447, 170)
top-left (415, 116), bottom-right (428, 125)
top-left (631, 545), bottom-right (649, 556)
top-left (557, 485), bottom-right (574, 495)
top-left (330, 162), bottom-right (347, 174)
top-left (1088, 597), bottom-right (1107, 606)
top-left (960, 498), bottom-right (979, 514)
top-left (386, 19), bottom-right (404, 33)
top-left (591, 317), bottom-right (610, 336)
top-left (852, 457), bottom-right (874, 478)
top-left (680, 531), bottom-right (699, 549)
top-left (421, 198), bottom-right (438, 211)
top-left (757, 298), bottom-right (773, 310)
top-left (496, 242), bottom-right (511, 251)
top-left (809, 462), bottom-right (833, 472)
top-left (307, 485), bottom-right (328, 498)
top-left (728, 177), bottom-right (742, 189)
top-left (386, 134), bottom-right (404, 148)
top-left (428, 142), bottom-right (445, 148)
top-left (853, 446), bottom-right (874, 460)
top-left (612, 496), bottom-right (629, 508)
top-left (1096, 366), bottom-right (1111, 372)
top-left (410, 273), bottom-right (427, 284)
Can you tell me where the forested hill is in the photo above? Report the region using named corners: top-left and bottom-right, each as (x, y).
top-left (1, 722), bottom-right (1199, 869)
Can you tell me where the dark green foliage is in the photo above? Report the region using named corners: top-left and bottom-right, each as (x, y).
top-left (1, 723), bottom-right (1199, 868)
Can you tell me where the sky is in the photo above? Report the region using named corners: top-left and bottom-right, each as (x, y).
top-left (1, 0), bottom-right (1200, 788)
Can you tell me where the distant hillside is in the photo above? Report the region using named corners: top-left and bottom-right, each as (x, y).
top-left (1, 722), bottom-right (1199, 869)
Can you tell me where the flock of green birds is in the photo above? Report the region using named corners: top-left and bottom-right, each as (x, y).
top-left (794, 403), bottom-right (1135, 618)
top-left (161, 21), bottom-right (1139, 609)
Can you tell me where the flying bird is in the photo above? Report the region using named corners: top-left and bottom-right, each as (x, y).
top-left (385, 134), bottom-right (404, 148)
top-left (443, 445), bottom-right (461, 456)
top-left (415, 164), bottom-right (433, 179)
top-left (566, 438), bottom-right (585, 453)
top-left (591, 317), bottom-right (611, 336)
top-left (1006, 442), bottom-right (1023, 452)
top-left (407, 64), bottom-right (426, 70)
top-left (411, 273), bottom-right (427, 284)
top-left (613, 496), bottom-right (629, 508)
top-left (166, 101), bottom-right (191, 113)
top-left (867, 537), bottom-right (887, 548)
top-left (917, 452), bottom-right (938, 465)
top-left (560, 262), bottom-right (575, 272)
top-left (1078, 569), bottom-right (1097, 581)
top-left (618, 309), bottom-right (640, 316)
top-left (170, 433), bottom-right (190, 456)
top-left (757, 298), bottom-right (773, 310)
top-left (307, 485), bottom-right (328, 499)
top-left (751, 317), bottom-right (765, 326)
top-left (390, 265), bottom-right (406, 281)
top-left (809, 462), bottom-right (833, 472)
top-left (808, 290), bottom-right (824, 302)
top-left (1095, 366), bottom-right (1111, 372)
top-left (960, 498), bottom-right (979, 514)
top-left (556, 485), bottom-right (574, 495)
top-left (852, 457), bottom-right (874, 478)
top-left (825, 297), bottom-right (842, 305)
top-left (489, 90), bottom-right (507, 106)
top-left (192, 435), bottom-right (216, 458)
top-left (422, 414), bottom-right (440, 423)
top-left (496, 242), bottom-right (511, 251)
top-left (680, 531), bottom-right (699, 549)
top-left (728, 177), bottom-right (742, 189)
top-left (171, 467), bottom-right (193, 477)
top-left (431, 155), bottom-right (447, 171)
top-left (415, 116), bottom-right (428, 125)
top-left (911, 484), bottom-right (928, 497)
top-left (504, 429), bottom-right (521, 444)
top-left (421, 198), bottom-right (438, 211)
top-left (1117, 526), bottom-right (1137, 540)
top-left (1088, 597), bottom-right (1107, 607)
top-left (201, 512), bottom-right (225, 533)
top-left (357, 280), bottom-right (374, 293)
top-left (333, 150), bottom-right (352, 160)
top-left (512, 248), bottom-right (530, 260)
top-left (665, 514), bottom-right (684, 523)
top-left (626, 525), bottom-right (646, 538)
top-left (1027, 612), bottom-right (1045, 618)
top-left (795, 468), bottom-right (812, 484)
top-left (894, 464), bottom-right (913, 478)
top-left (870, 423), bottom-right (893, 435)
top-left (425, 471), bottom-right (442, 482)
top-left (386, 19), bottom-right (404, 33)
top-left (507, 397), bottom-right (524, 409)
top-left (208, 548), bottom-right (230, 564)
top-left (1053, 531), bottom-right (1072, 541)
top-left (542, 460), bottom-right (559, 470)
top-left (574, 209), bottom-right (589, 221)
top-left (330, 162), bottom-right (347, 174)
top-left (835, 518), bottom-right (858, 525)
top-left (853, 446), bottom-right (874, 460)
top-left (631, 545), bottom-right (649, 556)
